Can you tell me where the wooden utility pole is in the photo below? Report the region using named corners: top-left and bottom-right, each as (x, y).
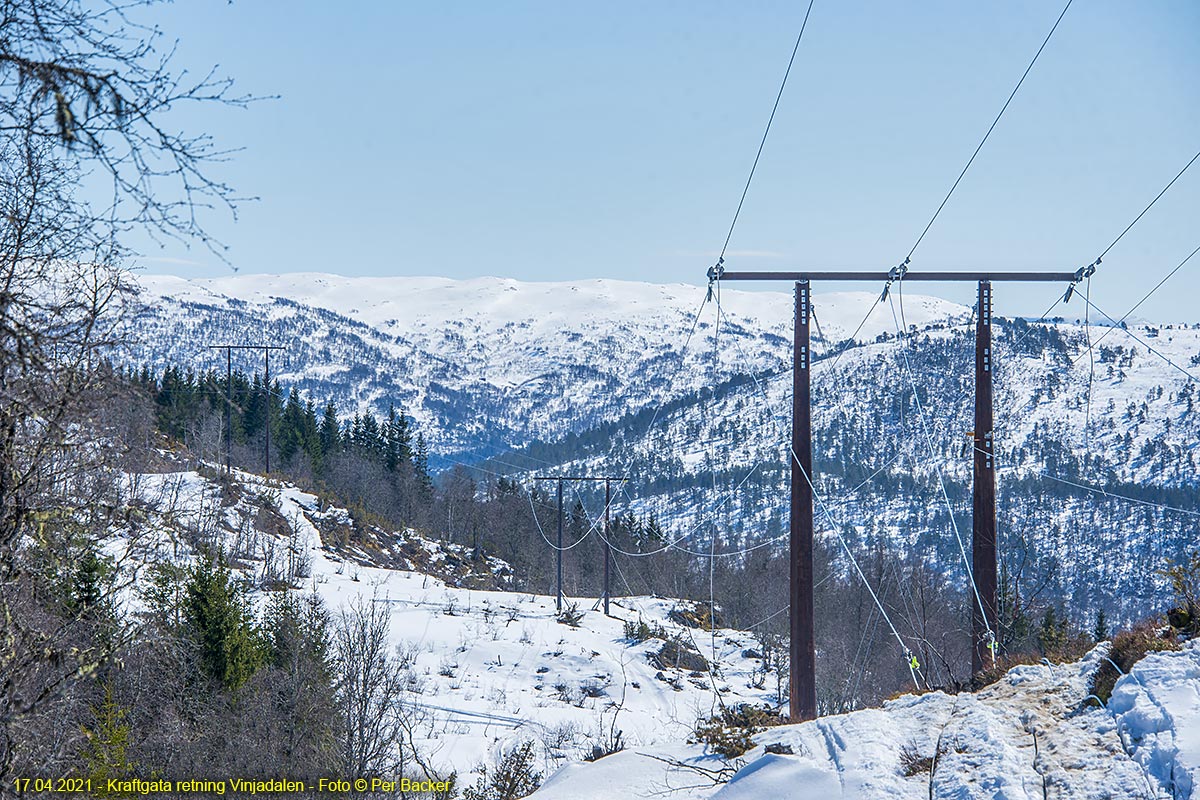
top-left (557, 479), bottom-right (564, 612)
top-left (713, 267), bottom-right (1075, 716)
top-left (226, 347), bottom-right (232, 475)
top-left (972, 281), bottom-right (998, 675)
top-left (603, 479), bottom-right (612, 616)
top-left (790, 281), bottom-right (816, 721)
top-left (206, 344), bottom-right (285, 476)
top-left (533, 474), bottom-right (628, 615)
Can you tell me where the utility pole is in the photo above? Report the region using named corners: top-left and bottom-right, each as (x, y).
top-left (533, 474), bottom-right (629, 615)
top-left (790, 281), bottom-right (815, 721)
top-left (265, 347), bottom-right (273, 474)
top-left (710, 266), bottom-right (1075, 720)
top-left (557, 479), bottom-right (564, 613)
top-left (226, 347), bottom-right (232, 475)
top-left (972, 281), bottom-right (998, 676)
top-left (206, 344), bottom-right (286, 476)
top-left (604, 479), bottom-right (612, 616)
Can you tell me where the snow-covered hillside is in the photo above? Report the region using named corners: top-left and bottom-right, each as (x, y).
top-left (113, 464), bottom-right (1200, 798)
top-left (129, 272), bottom-right (1200, 621)
top-left (115, 465), bottom-right (779, 781)
top-left (131, 273), bottom-right (966, 460)
top-left (531, 642), bottom-right (1200, 800)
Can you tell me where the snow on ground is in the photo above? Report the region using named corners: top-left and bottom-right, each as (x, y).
top-left (112, 466), bottom-right (1200, 797)
top-left (116, 467), bottom-right (777, 781)
top-left (531, 645), bottom-right (1200, 800)
top-left (1110, 639), bottom-right (1200, 798)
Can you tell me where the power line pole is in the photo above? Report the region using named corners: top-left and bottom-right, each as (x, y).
top-left (265, 347), bottom-right (273, 474)
top-left (557, 479), bottom-right (564, 613)
top-left (533, 474), bottom-right (628, 615)
top-left (604, 478), bottom-right (612, 616)
top-left (972, 281), bottom-right (998, 676)
top-left (226, 346), bottom-right (232, 475)
top-left (790, 281), bottom-right (815, 721)
top-left (711, 266), bottom-right (1075, 720)
top-left (207, 344), bottom-right (286, 476)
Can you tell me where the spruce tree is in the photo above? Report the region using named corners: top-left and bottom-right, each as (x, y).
top-left (414, 434), bottom-right (432, 491)
top-left (319, 401), bottom-right (341, 459)
top-left (80, 686), bottom-right (138, 797)
top-left (1092, 609), bottom-right (1108, 642)
top-left (183, 557), bottom-right (264, 691)
top-left (1036, 606), bottom-right (1069, 657)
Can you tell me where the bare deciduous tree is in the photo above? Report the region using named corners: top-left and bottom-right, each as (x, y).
top-left (332, 596), bottom-right (404, 777)
top-left (1, 0), bottom-right (251, 782)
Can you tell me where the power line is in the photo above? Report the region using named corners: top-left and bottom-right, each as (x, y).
top-left (1079, 296), bottom-right (1198, 386)
top-left (995, 460), bottom-right (1200, 519)
top-left (1070, 241), bottom-right (1200, 367)
top-left (889, 289), bottom-right (994, 644)
top-left (828, 19), bottom-right (1079, 377)
top-left (717, 0), bottom-right (818, 262)
top-left (828, 294), bottom-right (886, 371)
top-left (525, 490), bottom-right (594, 552)
top-left (905, 0), bottom-right (1074, 261)
top-left (1097, 148), bottom-right (1200, 262)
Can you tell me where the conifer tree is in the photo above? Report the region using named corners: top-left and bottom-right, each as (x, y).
top-left (1036, 606), bottom-right (1069, 657)
top-left (319, 401), bottom-right (341, 463)
top-left (1092, 609), bottom-right (1108, 642)
top-left (80, 686), bottom-right (137, 797)
top-left (414, 434), bottom-right (432, 491)
top-left (183, 557), bottom-right (264, 691)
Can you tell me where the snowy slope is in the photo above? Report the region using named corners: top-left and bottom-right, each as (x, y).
top-left (1110, 639), bottom-right (1200, 797)
top-left (531, 643), bottom-right (1200, 800)
top-left (114, 466), bottom-right (779, 780)
top-left (107, 464), bottom-right (1200, 797)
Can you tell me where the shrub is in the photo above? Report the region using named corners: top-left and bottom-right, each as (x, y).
top-left (1088, 617), bottom-right (1180, 704)
top-left (899, 741), bottom-right (933, 777)
top-left (669, 602), bottom-right (723, 631)
top-left (690, 704), bottom-right (783, 759)
top-left (557, 602), bottom-right (584, 628)
top-left (1163, 551), bottom-right (1200, 636)
top-left (462, 741), bottom-right (542, 800)
top-left (623, 617), bottom-right (669, 642)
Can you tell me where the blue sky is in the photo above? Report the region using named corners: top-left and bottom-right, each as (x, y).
top-left (134, 1), bottom-right (1199, 319)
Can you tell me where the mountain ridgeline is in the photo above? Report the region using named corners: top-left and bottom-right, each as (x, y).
top-left (132, 274), bottom-right (1200, 630)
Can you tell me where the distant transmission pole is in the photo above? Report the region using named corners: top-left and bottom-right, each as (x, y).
top-left (206, 344), bottom-right (286, 476)
top-left (532, 474), bottom-right (628, 614)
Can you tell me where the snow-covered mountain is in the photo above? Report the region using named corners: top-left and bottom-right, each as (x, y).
top-left (131, 273), bottom-right (1200, 616)
top-left (131, 272), bottom-right (967, 462)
